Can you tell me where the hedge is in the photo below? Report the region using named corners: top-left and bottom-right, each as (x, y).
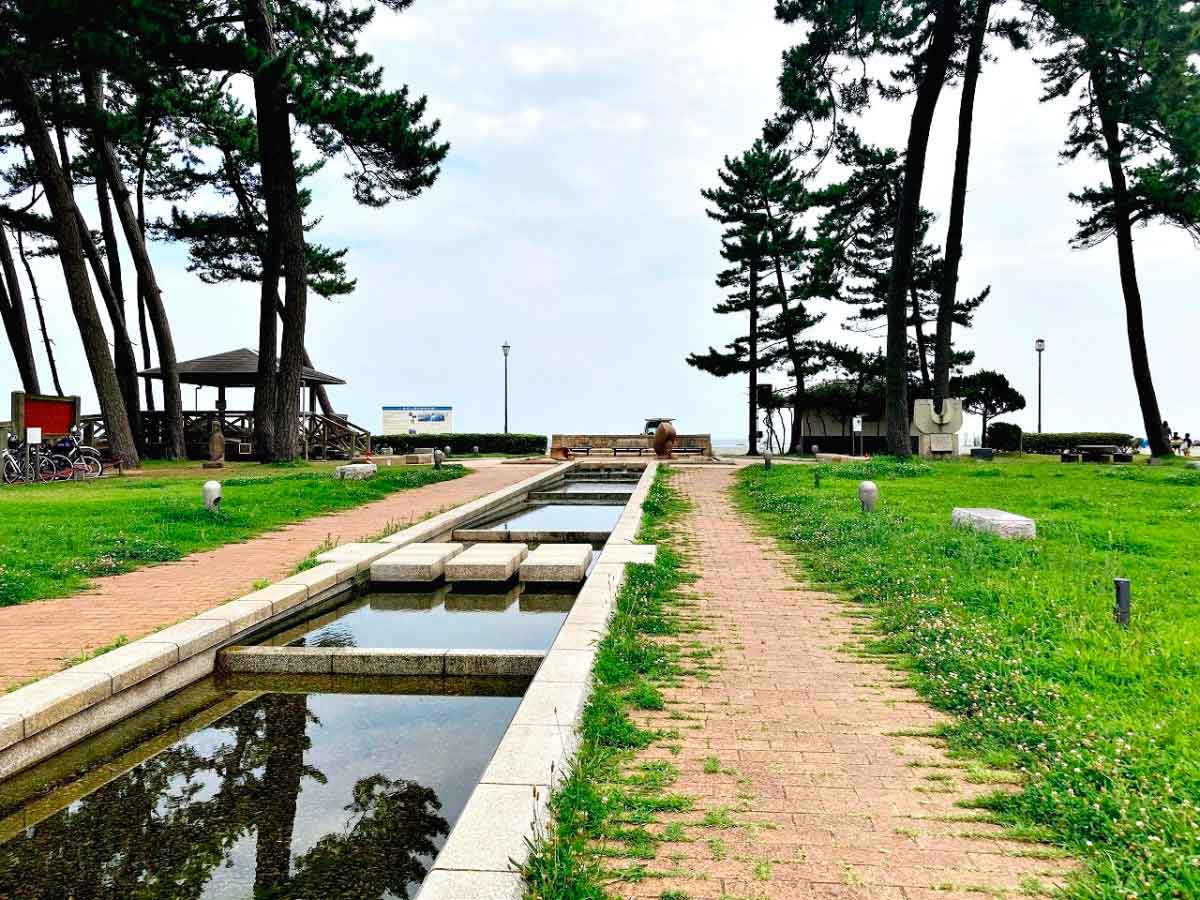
top-left (1020, 431), bottom-right (1137, 454)
top-left (370, 432), bottom-right (547, 455)
top-left (986, 421), bottom-right (1022, 452)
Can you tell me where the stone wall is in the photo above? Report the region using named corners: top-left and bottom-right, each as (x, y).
top-left (551, 433), bottom-right (713, 453)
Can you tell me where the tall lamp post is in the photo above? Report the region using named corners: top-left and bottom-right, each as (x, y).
top-left (1035, 338), bottom-right (1045, 433)
top-left (502, 340), bottom-right (511, 434)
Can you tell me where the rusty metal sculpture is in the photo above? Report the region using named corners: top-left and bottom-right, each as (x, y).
top-left (653, 420), bottom-right (676, 458)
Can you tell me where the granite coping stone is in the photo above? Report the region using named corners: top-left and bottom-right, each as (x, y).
top-left (198, 599), bottom-right (276, 633)
top-left (511, 681), bottom-right (589, 727)
top-left (236, 582), bottom-right (309, 616)
top-left (417, 871), bottom-right (523, 900)
top-left (70, 640), bottom-right (180, 694)
top-left (0, 714), bottom-right (21, 753)
top-left (220, 647), bottom-right (333, 675)
top-left (531, 648), bottom-right (597, 685)
top-left (0, 672), bottom-right (112, 738)
top-left (598, 543), bottom-right (657, 565)
top-left (330, 648), bottom-right (447, 676)
top-left (444, 649), bottom-right (544, 677)
top-left (480, 723), bottom-right (578, 788)
top-left (315, 542), bottom-right (393, 572)
top-left (146, 618), bottom-right (233, 661)
top-left (430, 783), bottom-right (543, 873)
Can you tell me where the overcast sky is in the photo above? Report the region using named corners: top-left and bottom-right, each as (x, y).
top-left (4, 1), bottom-right (1197, 443)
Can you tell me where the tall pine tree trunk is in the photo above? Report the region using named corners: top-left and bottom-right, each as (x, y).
top-left (934, 0), bottom-right (990, 413)
top-left (885, 0), bottom-right (961, 456)
top-left (254, 278), bottom-right (279, 461)
top-left (910, 285), bottom-right (932, 391)
top-left (82, 69), bottom-right (185, 458)
top-left (76, 205), bottom-right (141, 443)
top-left (767, 241), bottom-right (806, 454)
top-left (245, 0), bottom-right (309, 461)
top-left (15, 228), bottom-right (63, 395)
top-left (747, 259), bottom-right (760, 456)
top-left (136, 122), bottom-right (156, 413)
top-left (1, 59), bottom-right (139, 468)
top-left (0, 226), bottom-right (40, 392)
top-left (1093, 63), bottom-right (1168, 457)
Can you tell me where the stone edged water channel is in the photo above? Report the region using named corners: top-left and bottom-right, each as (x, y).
top-left (0, 673), bottom-right (527, 900)
top-left (0, 459), bottom-right (653, 899)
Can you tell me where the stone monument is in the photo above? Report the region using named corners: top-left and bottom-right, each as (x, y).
top-left (910, 398), bottom-right (963, 459)
top-left (204, 421), bottom-right (226, 469)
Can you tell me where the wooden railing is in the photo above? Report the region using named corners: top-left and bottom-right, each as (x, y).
top-left (80, 411), bottom-right (371, 460)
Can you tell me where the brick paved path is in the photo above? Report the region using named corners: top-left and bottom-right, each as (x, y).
top-left (0, 463), bottom-right (541, 689)
top-left (623, 467), bottom-right (1071, 899)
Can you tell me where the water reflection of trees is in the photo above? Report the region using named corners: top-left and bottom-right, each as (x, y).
top-left (0, 692), bottom-right (449, 900)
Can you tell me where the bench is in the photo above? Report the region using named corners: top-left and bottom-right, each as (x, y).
top-left (614, 447), bottom-right (648, 456)
top-left (1076, 444), bottom-right (1121, 463)
top-left (568, 447), bottom-right (592, 456)
top-left (673, 447), bottom-right (704, 456)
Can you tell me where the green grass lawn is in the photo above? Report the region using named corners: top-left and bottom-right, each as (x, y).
top-left (737, 455), bottom-right (1200, 899)
top-left (0, 463), bottom-right (467, 607)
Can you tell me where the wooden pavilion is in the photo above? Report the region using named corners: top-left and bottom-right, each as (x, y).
top-left (82, 348), bottom-right (370, 460)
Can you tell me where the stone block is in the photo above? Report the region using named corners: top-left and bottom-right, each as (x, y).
top-left (432, 784), bottom-right (542, 873)
top-left (970, 447), bottom-right (995, 461)
top-left (371, 543), bottom-right (464, 582)
top-left (199, 599), bottom-right (276, 635)
top-left (552, 623), bottom-right (605, 651)
top-left (315, 542), bottom-right (391, 572)
top-left (519, 543), bottom-right (592, 583)
top-left (480, 723), bottom-right (577, 788)
top-left (418, 871), bottom-right (524, 900)
top-left (444, 650), bottom-right (544, 677)
top-left (0, 714), bottom-right (22, 753)
top-left (219, 647), bottom-right (332, 674)
top-left (329, 649), bottom-right (446, 676)
top-left (445, 544), bottom-right (528, 582)
top-left (511, 681), bottom-right (589, 727)
top-left (405, 453), bottom-right (433, 465)
top-left (71, 640), bottom-right (179, 694)
top-left (145, 618), bottom-right (232, 660)
top-left (0, 672), bottom-right (112, 738)
top-left (334, 462), bottom-right (376, 480)
top-left (237, 582), bottom-right (309, 616)
top-left (280, 562), bottom-right (343, 596)
top-left (598, 544), bottom-right (656, 565)
top-left (533, 648), bottom-right (596, 684)
top-left (951, 507), bottom-right (1036, 540)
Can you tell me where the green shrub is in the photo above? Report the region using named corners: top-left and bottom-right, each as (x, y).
top-left (1020, 432), bottom-right (1136, 454)
top-left (986, 421), bottom-right (1022, 451)
top-left (370, 432), bottom-right (546, 455)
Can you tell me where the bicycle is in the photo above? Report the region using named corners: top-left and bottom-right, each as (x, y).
top-left (51, 430), bottom-right (104, 478)
top-left (2, 440), bottom-right (61, 485)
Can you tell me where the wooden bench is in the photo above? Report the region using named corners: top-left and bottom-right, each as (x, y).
top-left (673, 447), bottom-right (704, 456)
top-left (568, 447), bottom-right (592, 456)
top-left (613, 447), bottom-right (648, 456)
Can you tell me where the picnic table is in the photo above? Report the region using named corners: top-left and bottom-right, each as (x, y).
top-left (1074, 444), bottom-right (1128, 463)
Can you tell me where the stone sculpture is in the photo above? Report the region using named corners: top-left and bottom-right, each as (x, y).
top-left (653, 420), bottom-right (677, 458)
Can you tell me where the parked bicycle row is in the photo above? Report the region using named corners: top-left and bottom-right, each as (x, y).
top-left (2, 430), bottom-right (104, 485)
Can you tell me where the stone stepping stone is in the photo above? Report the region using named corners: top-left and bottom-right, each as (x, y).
top-left (371, 543), bottom-right (464, 582)
top-left (445, 544), bottom-right (529, 582)
top-left (520, 544), bottom-right (593, 583)
top-left (951, 507), bottom-right (1036, 540)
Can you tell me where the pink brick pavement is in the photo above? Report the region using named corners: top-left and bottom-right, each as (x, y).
top-left (618, 466), bottom-right (1073, 899)
top-left (0, 462), bottom-right (542, 689)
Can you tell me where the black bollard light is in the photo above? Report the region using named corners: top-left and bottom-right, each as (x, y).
top-left (813, 469), bottom-right (821, 489)
top-left (1113, 578), bottom-right (1131, 628)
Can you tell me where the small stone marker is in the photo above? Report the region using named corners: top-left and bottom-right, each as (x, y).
top-left (951, 507), bottom-right (1036, 540)
top-left (335, 462), bottom-right (377, 480)
top-left (763, 450), bottom-right (772, 469)
top-left (520, 544), bottom-right (593, 583)
top-left (433, 448), bottom-right (444, 469)
top-left (202, 480), bottom-right (222, 512)
top-left (445, 543), bottom-right (529, 582)
top-left (372, 543), bottom-right (464, 582)
top-left (858, 480), bottom-right (878, 513)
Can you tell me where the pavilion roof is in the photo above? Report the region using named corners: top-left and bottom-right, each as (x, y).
top-left (138, 348), bottom-right (346, 387)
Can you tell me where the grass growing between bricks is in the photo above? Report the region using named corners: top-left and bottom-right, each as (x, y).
top-left (524, 467), bottom-right (706, 900)
top-left (0, 465), bottom-right (467, 606)
top-left (736, 455), bottom-right (1200, 899)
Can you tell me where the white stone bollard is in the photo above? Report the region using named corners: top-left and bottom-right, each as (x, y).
top-left (203, 480), bottom-right (222, 512)
top-left (858, 480), bottom-right (878, 512)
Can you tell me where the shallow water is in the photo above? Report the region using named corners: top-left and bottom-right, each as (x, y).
top-left (268, 586), bottom-right (574, 651)
top-left (556, 481), bottom-right (636, 494)
top-left (487, 503), bottom-right (624, 532)
top-left (0, 684), bottom-right (518, 900)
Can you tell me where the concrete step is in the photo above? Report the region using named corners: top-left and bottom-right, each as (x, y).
top-left (520, 544), bottom-right (593, 583)
top-left (445, 544), bottom-right (529, 582)
top-left (371, 542), bottom-right (464, 582)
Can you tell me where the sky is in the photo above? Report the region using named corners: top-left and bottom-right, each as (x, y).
top-left (3, 1), bottom-right (1198, 445)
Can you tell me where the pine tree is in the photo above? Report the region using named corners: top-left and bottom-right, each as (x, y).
top-left (1037, 0), bottom-right (1200, 456)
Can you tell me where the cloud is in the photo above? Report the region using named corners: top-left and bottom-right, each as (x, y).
top-left (501, 41), bottom-right (579, 77)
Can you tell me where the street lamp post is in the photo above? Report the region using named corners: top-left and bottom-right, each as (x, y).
top-left (1035, 338), bottom-right (1045, 433)
top-left (502, 341), bottom-right (511, 434)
